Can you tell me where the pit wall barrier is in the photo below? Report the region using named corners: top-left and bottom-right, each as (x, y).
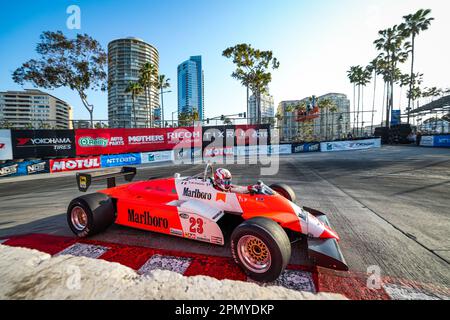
top-left (320, 138), bottom-right (381, 152)
top-left (420, 135), bottom-right (450, 147)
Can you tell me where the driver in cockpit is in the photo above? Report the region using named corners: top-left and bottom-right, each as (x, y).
top-left (213, 168), bottom-right (261, 194)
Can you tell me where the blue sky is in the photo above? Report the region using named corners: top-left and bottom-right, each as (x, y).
top-left (1, 0), bottom-right (449, 126)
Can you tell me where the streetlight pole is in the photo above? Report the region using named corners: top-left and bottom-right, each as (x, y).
top-left (172, 111), bottom-right (177, 127)
top-left (160, 90), bottom-right (172, 127)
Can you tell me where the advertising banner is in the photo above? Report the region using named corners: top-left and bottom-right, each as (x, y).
top-left (320, 138), bottom-right (381, 152)
top-left (11, 130), bottom-right (76, 159)
top-left (203, 146), bottom-right (235, 158)
top-left (292, 142), bottom-right (321, 153)
top-left (50, 156), bottom-right (101, 173)
top-left (270, 144), bottom-right (292, 155)
top-left (141, 150), bottom-right (174, 164)
top-left (0, 130), bottom-right (13, 160)
top-left (432, 135), bottom-right (450, 147)
top-left (202, 124), bottom-right (271, 151)
top-left (0, 162), bottom-right (19, 177)
top-left (173, 147), bottom-right (202, 163)
top-left (75, 127), bottom-right (201, 156)
top-left (391, 110), bottom-right (401, 126)
top-left (0, 160), bottom-right (49, 178)
top-left (101, 153), bottom-right (142, 168)
top-left (419, 136), bottom-right (434, 147)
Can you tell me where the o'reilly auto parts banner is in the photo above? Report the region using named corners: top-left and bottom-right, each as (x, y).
top-left (101, 153), bottom-right (142, 168)
top-left (50, 156), bottom-right (101, 173)
top-left (321, 138), bottom-right (381, 152)
top-left (11, 130), bottom-right (76, 158)
top-left (75, 127), bottom-right (201, 156)
top-left (0, 130), bottom-right (13, 160)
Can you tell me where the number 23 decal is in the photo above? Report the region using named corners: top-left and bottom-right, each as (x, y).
top-left (189, 217), bottom-right (204, 234)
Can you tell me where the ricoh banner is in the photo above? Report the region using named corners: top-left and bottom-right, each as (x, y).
top-left (0, 130), bottom-right (13, 160)
top-left (50, 156), bottom-right (101, 173)
top-left (141, 150), bottom-right (174, 164)
top-left (101, 153), bottom-right (142, 168)
top-left (75, 127), bottom-right (201, 156)
top-left (321, 138), bottom-right (381, 152)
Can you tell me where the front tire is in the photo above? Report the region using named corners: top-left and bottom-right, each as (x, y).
top-left (67, 193), bottom-right (115, 238)
top-left (270, 183), bottom-right (296, 202)
top-left (231, 217), bottom-right (291, 282)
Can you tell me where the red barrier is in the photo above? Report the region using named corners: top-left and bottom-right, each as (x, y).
top-left (75, 127), bottom-right (201, 156)
top-left (50, 156), bottom-right (101, 173)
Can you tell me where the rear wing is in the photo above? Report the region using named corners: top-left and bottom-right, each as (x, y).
top-left (76, 166), bottom-right (137, 192)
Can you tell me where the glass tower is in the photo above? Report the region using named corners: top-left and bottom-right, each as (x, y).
top-left (108, 37), bottom-right (159, 128)
top-left (177, 56), bottom-right (204, 121)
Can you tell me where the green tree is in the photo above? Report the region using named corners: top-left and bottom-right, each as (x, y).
top-left (400, 9), bottom-right (434, 123)
top-left (347, 66), bottom-right (358, 133)
top-left (223, 44), bottom-right (279, 124)
top-left (12, 31), bottom-right (107, 128)
top-left (155, 74), bottom-right (170, 127)
top-left (374, 26), bottom-right (409, 128)
top-left (366, 57), bottom-right (383, 134)
top-left (178, 110), bottom-right (199, 127)
top-left (139, 62), bottom-right (158, 128)
top-left (317, 98), bottom-right (337, 140)
top-left (125, 82), bottom-right (144, 128)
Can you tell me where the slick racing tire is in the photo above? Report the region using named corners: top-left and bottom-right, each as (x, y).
top-left (270, 183), bottom-right (296, 202)
top-left (67, 193), bottom-right (115, 238)
top-left (231, 217), bottom-right (291, 282)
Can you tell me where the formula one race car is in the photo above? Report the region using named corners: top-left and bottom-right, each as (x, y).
top-left (67, 164), bottom-right (348, 282)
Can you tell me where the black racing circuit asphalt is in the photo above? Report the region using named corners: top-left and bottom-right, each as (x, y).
top-left (0, 145), bottom-right (449, 289)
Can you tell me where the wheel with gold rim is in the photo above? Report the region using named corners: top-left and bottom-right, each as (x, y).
top-left (231, 217), bottom-right (291, 282)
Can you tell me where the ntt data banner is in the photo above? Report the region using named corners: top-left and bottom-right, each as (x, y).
top-left (101, 153), bottom-right (142, 168)
top-left (321, 138), bottom-right (381, 152)
top-left (0, 130), bottom-right (13, 160)
top-left (50, 156), bottom-right (101, 173)
top-left (11, 130), bottom-right (76, 158)
top-left (75, 127), bottom-right (201, 156)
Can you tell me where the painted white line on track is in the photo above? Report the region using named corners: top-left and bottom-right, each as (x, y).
top-left (383, 284), bottom-right (441, 300)
top-left (138, 254), bottom-right (192, 275)
top-left (248, 269), bottom-right (316, 293)
top-left (55, 243), bottom-right (109, 259)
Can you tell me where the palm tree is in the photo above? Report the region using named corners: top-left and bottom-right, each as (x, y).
top-left (139, 63), bottom-right (158, 128)
top-left (367, 57), bottom-right (383, 134)
top-left (155, 74), bottom-right (170, 127)
top-left (357, 66), bottom-right (372, 136)
top-left (317, 98), bottom-right (336, 140)
top-left (125, 82), bottom-right (144, 128)
top-left (347, 66), bottom-right (358, 134)
top-left (374, 26), bottom-right (409, 128)
top-left (400, 9), bottom-right (434, 124)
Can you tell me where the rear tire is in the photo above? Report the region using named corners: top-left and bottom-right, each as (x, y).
top-left (270, 183), bottom-right (296, 202)
top-left (231, 217), bottom-right (291, 282)
top-left (67, 193), bottom-right (115, 238)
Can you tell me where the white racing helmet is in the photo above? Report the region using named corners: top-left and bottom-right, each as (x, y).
top-left (214, 168), bottom-right (232, 191)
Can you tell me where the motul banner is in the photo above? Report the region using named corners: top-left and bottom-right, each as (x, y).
top-left (11, 130), bottom-right (76, 158)
top-left (50, 156), bottom-right (101, 173)
top-left (75, 127), bottom-right (201, 156)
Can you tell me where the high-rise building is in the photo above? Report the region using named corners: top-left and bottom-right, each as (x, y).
top-left (0, 89), bottom-right (72, 129)
top-left (249, 91), bottom-right (275, 124)
top-left (277, 93), bottom-right (350, 142)
top-left (108, 37), bottom-right (159, 128)
top-left (177, 56), bottom-right (204, 121)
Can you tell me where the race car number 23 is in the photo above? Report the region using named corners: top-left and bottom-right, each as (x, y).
top-left (189, 217), bottom-right (204, 234)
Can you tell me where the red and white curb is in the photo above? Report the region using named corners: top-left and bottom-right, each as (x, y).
top-left (0, 234), bottom-right (448, 300)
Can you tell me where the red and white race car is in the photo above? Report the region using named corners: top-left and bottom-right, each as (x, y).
top-left (67, 164), bottom-right (348, 281)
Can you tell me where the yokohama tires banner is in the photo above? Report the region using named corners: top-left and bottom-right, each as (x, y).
top-left (11, 130), bottom-right (76, 158)
top-left (75, 127), bottom-right (201, 156)
top-left (50, 156), bottom-right (101, 173)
